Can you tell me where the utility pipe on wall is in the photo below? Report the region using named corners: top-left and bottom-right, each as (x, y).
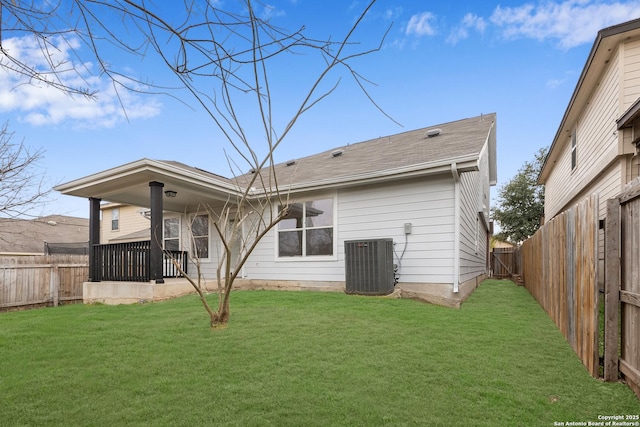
top-left (451, 163), bottom-right (460, 293)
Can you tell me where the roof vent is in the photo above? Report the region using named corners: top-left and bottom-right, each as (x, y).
top-left (249, 168), bottom-right (256, 174)
top-left (286, 159), bottom-right (296, 166)
top-left (331, 149), bottom-right (344, 157)
top-left (425, 128), bottom-right (442, 138)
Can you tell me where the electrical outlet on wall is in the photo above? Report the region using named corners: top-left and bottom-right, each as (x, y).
top-left (404, 223), bottom-right (412, 234)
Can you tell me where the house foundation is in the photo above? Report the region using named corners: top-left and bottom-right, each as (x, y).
top-left (395, 275), bottom-right (486, 309)
top-left (83, 279), bottom-right (196, 305)
top-left (82, 275), bottom-right (486, 308)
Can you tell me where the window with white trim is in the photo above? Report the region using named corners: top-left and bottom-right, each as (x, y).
top-left (111, 208), bottom-right (119, 231)
top-left (163, 217), bottom-right (180, 251)
top-left (278, 198), bottom-right (334, 257)
top-left (191, 215), bottom-right (209, 259)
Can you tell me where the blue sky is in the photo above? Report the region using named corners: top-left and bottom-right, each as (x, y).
top-left (3, 0), bottom-right (640, 218)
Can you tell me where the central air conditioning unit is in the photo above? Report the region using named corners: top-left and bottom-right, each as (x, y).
top-left (344, 238), bottom-right (394, 295)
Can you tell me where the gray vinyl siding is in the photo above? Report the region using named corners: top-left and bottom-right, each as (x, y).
top-left (338, 176), bottom-right (455, 284)
top-left (184, 212), bottom-right (222, 280)
top-left (241, 175), bottom-right (456, 284)
top-left (458, 145), bottom-right (490, 283)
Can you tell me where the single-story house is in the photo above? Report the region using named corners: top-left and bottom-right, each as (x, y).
top-left (538, 18), bottom-right (640, 284)
top-left (55, 113), bottom-right (497, 307)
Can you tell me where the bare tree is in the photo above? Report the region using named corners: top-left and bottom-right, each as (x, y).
top-left (0, 122), bottom-right (50, 219)
top-left (2, 0), bottom-right (389, 326)
top-left (167, 0), bottom-right (387, 326)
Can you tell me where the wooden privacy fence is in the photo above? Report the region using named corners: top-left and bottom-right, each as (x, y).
top-left (605, 179), bottom-right (640, 398)
top-left (517, 194), bottom-right (599, 377)
top-left (0, 255), bottom-right (88, 310)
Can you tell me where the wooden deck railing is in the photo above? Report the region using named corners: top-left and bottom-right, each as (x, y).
top-left (92, 241), bottom-right (188, 282)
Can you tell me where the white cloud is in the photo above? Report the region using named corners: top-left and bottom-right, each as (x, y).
top-left (384, 38), bottom-right (407, 50)
top-left (448, 13), bottom-right (487, 45)
top-left (0, 34), bottom-right (161, 128)
top-left (490, 0), bottom-right (640, 49)
top-left (383, 7), bottom-right (403, 21)
top-left (546, 78), bottom-right (564, 88)
top-left (260, 4), bottom-right (286, 21)
top-left (405, 12), bottom-right (437, 36)
top-left (546, 69), bottom-right (580, 88)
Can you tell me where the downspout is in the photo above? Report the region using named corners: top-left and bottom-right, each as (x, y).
top-left (451, 163), bottom-right (460, 293)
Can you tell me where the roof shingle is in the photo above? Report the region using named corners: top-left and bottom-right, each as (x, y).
top-left (236, 113), bottom-right (496, 189)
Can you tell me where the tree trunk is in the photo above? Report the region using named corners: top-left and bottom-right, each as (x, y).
top-left (210, 293), bottom-right (231, 326)
top-left (210, 309), bottom-right (229, 327)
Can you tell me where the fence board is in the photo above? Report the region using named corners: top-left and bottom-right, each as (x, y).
top-left (0, 255), bottom-right (88, 310)
top-left (518, 195), bottom-right (599, 377)
top-left (604, 179), bottom-right (640, 397)
top-left (604, 198), bottom-right (621, 381)
top-left (620, 187), bottom-right (640, 397)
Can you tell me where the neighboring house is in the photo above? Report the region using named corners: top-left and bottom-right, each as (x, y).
top-left (490, 238), bottom-right (515, 251)
top-left (0, 215), bottom-right (89, 255)
top-left (55, 113), bottom-right (497, 307)
top-left (100, 202), bottom-right (151, 243)
top-left (538, 18), bottom-right (640, 284)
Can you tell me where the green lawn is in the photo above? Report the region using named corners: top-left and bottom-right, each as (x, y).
top-left (1, 280), bottom-right (638, 426)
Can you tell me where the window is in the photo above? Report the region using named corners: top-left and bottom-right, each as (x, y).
top-left (111, 208), bottom-right (119, 231)
top-left (278, 198), bottom-right (334, 258)
top-left (571, 129), bottom-right (577, 170)
top-left (191, 215), bottom-right (209, 259)
top-left (164, 217), bottom-right (180, 251)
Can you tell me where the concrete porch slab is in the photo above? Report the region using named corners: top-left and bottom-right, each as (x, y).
top-left (83, 278), bottom-right (196, 305)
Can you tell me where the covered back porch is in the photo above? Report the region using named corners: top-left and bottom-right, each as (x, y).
top-left (55, 159), bottom-right (244, 301)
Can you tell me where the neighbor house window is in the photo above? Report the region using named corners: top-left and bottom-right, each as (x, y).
top-left (164, 217), bottom-right (180, 251)
top-left (111, 208), bottom-right (119, 231)
top-left (191, 215), bottom-right (209, 259)
top-left (278, 198), bottom-right (334, 258)
top-left (571, 129), bottom-right (577, 170)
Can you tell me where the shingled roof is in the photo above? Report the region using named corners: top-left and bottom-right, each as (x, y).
top-left (235, 113), bottom-right (496, 192)
top-left (0, 215), bottom-right (89, 254)
top-left (55, 113), bottom-right (496, 207)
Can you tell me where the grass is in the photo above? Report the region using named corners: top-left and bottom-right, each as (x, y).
top-left (1, 280), bottom-right (638, 426)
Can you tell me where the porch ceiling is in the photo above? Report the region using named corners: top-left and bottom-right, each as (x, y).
top-left (55, 159), bottom-right (241, 213)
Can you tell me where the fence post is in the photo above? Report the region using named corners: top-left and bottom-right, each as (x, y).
top-left (604, 198), bottom-right (620, 382)
top-left (50, 265), bottom-right (60, 307)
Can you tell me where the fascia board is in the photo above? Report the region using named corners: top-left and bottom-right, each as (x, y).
top-left (55, 158), bottom-right (242, 197)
